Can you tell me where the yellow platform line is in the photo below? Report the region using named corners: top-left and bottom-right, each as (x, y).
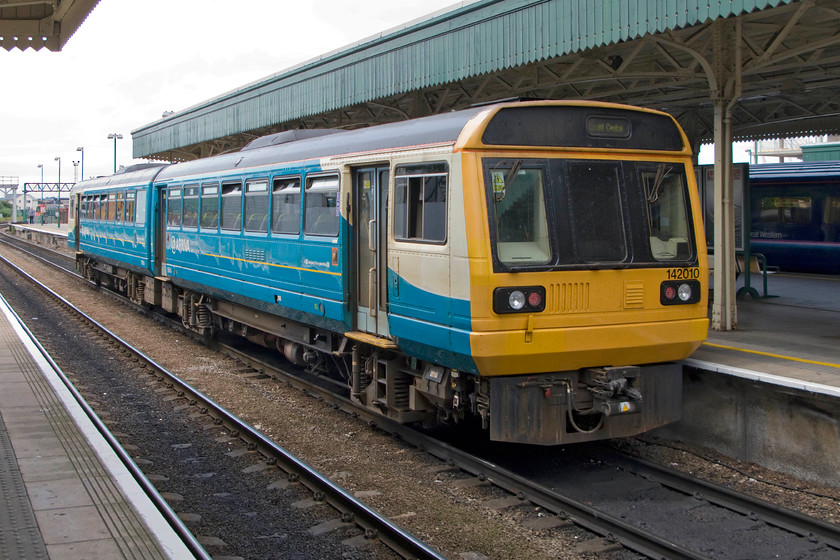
top-left (703, 342), bottom-right (840, 370)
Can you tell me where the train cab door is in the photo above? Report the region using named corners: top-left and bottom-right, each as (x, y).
top-left (354, 167), bottom-right (390, 337)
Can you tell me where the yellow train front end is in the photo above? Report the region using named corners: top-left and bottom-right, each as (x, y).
top-left (457, 101), bottom-right (708, 444)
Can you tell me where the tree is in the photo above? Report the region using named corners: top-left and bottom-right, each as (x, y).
top-left (0, 201), bottom-right (12, 220)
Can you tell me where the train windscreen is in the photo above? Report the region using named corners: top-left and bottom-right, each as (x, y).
top-left (484, 158), bottom-right (695, 271)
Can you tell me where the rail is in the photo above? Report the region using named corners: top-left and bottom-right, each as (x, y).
top-left (0, 243), bottom-right (446, 560)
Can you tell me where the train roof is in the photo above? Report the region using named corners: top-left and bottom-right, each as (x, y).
top-left (69, 101), bottom-right (688, 193)
top-left (153, 100), bottom-right (687, 183)
top-left (749, 161), bottom-right (840, 181)
top-left (154, 105), bottom-right (489, 182)
top-left (70, 163), bottom-right (167, 194)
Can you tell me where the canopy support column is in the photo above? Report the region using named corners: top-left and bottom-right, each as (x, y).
top-left (710, 19), bottom-right (742, 332)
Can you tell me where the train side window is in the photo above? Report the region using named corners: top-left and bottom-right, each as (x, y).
top-left (642, 164), bottom-right (692, 261)
top-left (304, 176), bottom-right (339, 236)
top-left (95, 195), bottom-right (103, 220)
top-left (486, 162), bottom-right (552, 265)
top-left (272, 178), bottom-right (301, 234)
top-left (182, 184), bottom-right (199, 228)
top-left (394, 163), bottom-right (448, 243)
top-left (221, 181), bottom-right (243, 231)
top-left (167, 187), bottom-right (182, 228)
top-left (200, 183), bottom-right (219, 229)
top-left (245, 179), bottom-right (269, 233)
top-left (567, 162), bottom-right (627, 262)
top-left (135, 190), bottom-right (147, 226)
top-left (824, 197), bottom-right (840, 242)
top-left (126, 191), bottom-right (136, 223)
top-left (759, 197), bottom-right (812, 224)
top-left (106, 193), bottom-right (116, 222)
top-left (115, 191), bottom-right (125, 223)
top-left (80, 197), bottom-right (88, 220)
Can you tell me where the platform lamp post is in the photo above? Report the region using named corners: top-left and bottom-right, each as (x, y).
top-left (76, 146), bottom-right (84, 180)
top-left (35, 163), bottom-right (43, 224)
top-left (107, 133), bottom-right (122, 173)
top-left (54, 156), bottom-right (61, 228)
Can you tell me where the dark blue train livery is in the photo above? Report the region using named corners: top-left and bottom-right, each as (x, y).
top-left (749, 161), bottom-right (840, 274)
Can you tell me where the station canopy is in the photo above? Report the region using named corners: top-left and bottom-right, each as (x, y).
top-left (133, 0), bottom-right (840, 162)
top-left (0, 0), bottom-right (99, 52)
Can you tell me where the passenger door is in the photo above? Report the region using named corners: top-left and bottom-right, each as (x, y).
top-left (354, 167), bottom-right (390, 336)
top-left (154, 185), bottom-right (167, 277)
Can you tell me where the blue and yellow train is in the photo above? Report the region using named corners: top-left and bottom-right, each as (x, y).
top-left (68, 100), bottom-right (708, 445)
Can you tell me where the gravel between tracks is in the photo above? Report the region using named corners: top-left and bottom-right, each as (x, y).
top-left (3, 242), bottom-right (839, 559)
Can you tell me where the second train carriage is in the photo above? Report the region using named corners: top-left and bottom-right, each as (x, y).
top-left (68, 100), bottom-right (709, 445)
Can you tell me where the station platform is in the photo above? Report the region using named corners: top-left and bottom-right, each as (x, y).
top-left (0, 295), bottom-right (198, 559)
top-left (688, 272), bottom-right (840, 397)
top-left (7, 221), bottom-right (68, 237)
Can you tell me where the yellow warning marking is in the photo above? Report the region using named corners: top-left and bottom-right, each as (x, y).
top-left (703, 342), bottom-right (840, 370)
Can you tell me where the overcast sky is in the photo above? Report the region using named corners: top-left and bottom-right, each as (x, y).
top-left (1, 0), bottom-right (462, 187)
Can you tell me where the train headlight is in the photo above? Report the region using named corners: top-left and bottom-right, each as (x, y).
top-left (494, 286), bottom-right (546, 314)
top-left (509, 290), bottom-right (526, 310)
top-left (660, 280), bottom-right (701, 305)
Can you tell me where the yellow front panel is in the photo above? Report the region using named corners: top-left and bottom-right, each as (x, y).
top-left (458, 148), bottom-right (709, 377)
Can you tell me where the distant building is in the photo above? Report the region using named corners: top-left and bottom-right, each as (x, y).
top-left (14, 193), bottom-right (39, 211)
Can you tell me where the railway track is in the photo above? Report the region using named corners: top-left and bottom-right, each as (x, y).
top-left (0, 237), bottom-right (444, 559)
top-left (2, 228), bottom-right (840, 559)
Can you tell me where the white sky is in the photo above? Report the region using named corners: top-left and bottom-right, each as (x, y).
top-left (1, 0), bottom-right (461, 187)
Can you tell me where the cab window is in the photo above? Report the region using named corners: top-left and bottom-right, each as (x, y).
top-left (567, 162), bottom-right (628, 263)
top-left (487, 162), bottom-right (551, 266)
top-left (642, 164), bottom-right (692, 261)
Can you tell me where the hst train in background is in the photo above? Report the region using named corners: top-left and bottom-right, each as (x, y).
top-left (749, 161), bottom-right (840, 274)
top-left (67, 100), bottom-right (709, 445)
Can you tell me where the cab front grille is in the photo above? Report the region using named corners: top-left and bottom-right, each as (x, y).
top-left (548, 282), bottom-right (590, 313)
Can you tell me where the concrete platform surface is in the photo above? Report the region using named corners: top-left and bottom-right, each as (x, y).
top-left (0, 294), bottom-right (197, 560)
top-left (692, 272), bottom-right (840, 396)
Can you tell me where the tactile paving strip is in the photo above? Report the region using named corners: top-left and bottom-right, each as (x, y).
top-left (0, 411), bottom-right (49, 560)
top-left (0, 302), bottom-right (169, 560)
